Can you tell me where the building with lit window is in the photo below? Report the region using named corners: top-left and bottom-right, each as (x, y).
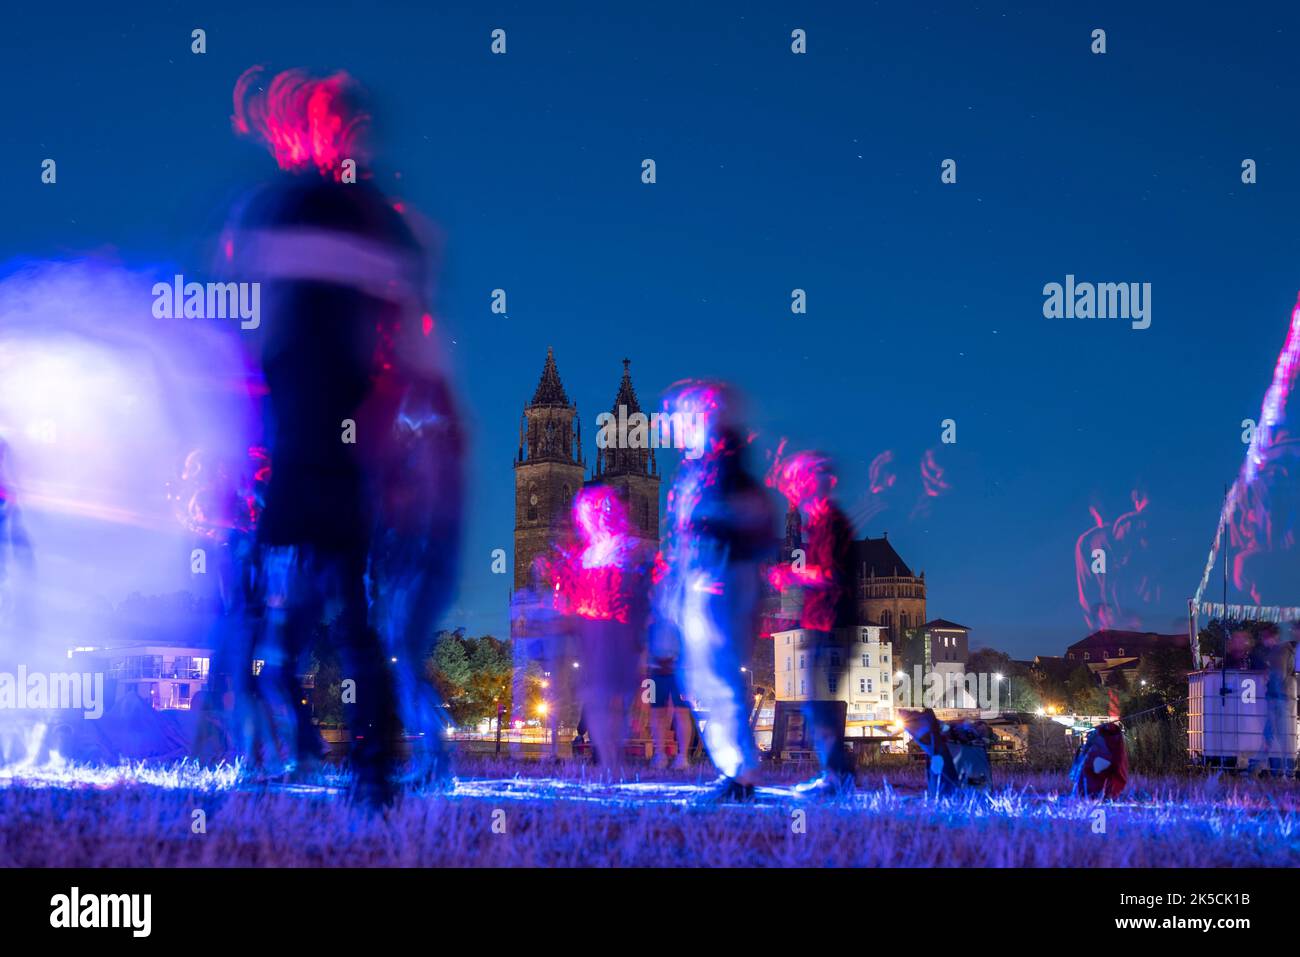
top-left (772, 624), bottom-right (896, 727)
top-left (69, 644), bottom-right (212, 711)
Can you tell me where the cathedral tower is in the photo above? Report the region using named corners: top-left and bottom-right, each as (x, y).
top-left (588, 359), bottom-right (660, 552)
top-left (513, 347), bottom-right (586, 590)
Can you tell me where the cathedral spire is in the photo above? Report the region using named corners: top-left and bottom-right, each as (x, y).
top-left (530, 346), bottom-right (570, 407)
top-left (594, 358), bottom-right (656, 478)
top-left (613, 357), bottom-right (641, 414)
top-left (518, 346), bottom-right (581, 467)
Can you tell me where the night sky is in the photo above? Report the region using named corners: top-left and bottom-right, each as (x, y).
top-left (5, 1), bottom-right (1300, 656)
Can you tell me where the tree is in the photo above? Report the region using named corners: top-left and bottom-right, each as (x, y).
top-left (1026, 662), bottom-right (1069, 712)
top-left (966, 648), bottom-right (1039, 712)
top-left (429, 630), bottom-right (472, 724)
top-left (895, 627), bottom-right (927, 674)
top-left (1065, 665), bottom-right (1106, 713)
top-left (1136, 646), bottom-right (1191, 707)
top-left (466, 635), bottom-right (513, 721)
top-left (1197, 618), bottom-right (1272, 665)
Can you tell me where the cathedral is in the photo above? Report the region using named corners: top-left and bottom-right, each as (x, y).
top-left (512, 347), bottom-right (661, 596)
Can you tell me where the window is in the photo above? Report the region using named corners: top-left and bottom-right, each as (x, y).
top-left (1117, 648), bottom-right (1125, 656)
top-left (786, 634), bottom-right (791, 645)
top-left (828, 676), bottom-right (838, 694)
top-left (799, 655), bottom-right (806, 669)
top-left (785, 657), bottom-right (791, 672)
top-left (800, 679), bottom-right (806, 695)
top-left (858, 678), bottom-right (866, 693)
top-left (830, 651), bottom-right (841, 667)
top-left (1083, 652), bottom-right (1090, 661)
top-left (866, 677), bottom-right (874, 693)
top-left (785, 679), bottom-right (792, 695)
top-left (862, 654), bottom-right (870, 668)
top-left (882, 654), bottom-right (889, 664)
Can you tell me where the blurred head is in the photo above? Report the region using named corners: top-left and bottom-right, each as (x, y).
top-left (661, 379), bottom-right (749, 463)
top-left (769, 448), bottom-right (836, 513)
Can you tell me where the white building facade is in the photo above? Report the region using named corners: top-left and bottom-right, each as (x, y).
top-left (772, 624), bottom-right (896, 726)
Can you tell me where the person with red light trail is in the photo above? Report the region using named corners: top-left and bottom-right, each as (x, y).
top-left (767, 448), bottom-right (857, 794)
top-left (658, 382), bottom-right (777, 801)
top-left (543, 486), bottom-right (649, 771)
top-left (226, 66), bottom-right (462, 806)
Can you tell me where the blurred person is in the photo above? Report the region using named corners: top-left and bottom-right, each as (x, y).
top-left (543, 487), bottom-right (650, 773)
top-left (767, 449), bottom-right (856, 794)
top-left (227, 66), bottom-right (461, 807)
top-left (658, 382), bottom-right (777, 801)
top-left (1255, 625), bottom-right (1297, 773)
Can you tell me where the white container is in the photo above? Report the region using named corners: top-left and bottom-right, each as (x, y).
top-left (1187, 669), bottom-right (1298, 769)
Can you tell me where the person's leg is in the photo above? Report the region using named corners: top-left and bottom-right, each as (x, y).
top-left (649, 685), bottom-right (670, 768)
top-left (719, 566), bottom-right (762, 783)
top-left (581, 620), bottom-right (622, 775)
top-left (379, 535), bottom-right (452, 782)
top-left (335, 549), bottom-right (398, 805)
top-left (671, 698), bottom-right (693, 769)
top-left (804, 637), bottom-right (852, 782)
top-left (255, 546), bottom-right (322, 775)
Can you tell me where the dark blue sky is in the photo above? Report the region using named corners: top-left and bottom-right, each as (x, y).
top-left (5, 1), bottom-right (1300, 656)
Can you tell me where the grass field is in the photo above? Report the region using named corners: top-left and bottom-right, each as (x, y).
top-left (1, 756), bottom-right (1297, 867)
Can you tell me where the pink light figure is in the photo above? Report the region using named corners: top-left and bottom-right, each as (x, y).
top-left (232, 66), bottom-right (371, 180)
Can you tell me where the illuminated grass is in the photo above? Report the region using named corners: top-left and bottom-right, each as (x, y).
top-left (0, 758), bottom-right (1296, 866)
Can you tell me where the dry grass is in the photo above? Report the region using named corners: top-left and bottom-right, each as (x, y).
top-left (0, 756), bottom-right (1297, 867)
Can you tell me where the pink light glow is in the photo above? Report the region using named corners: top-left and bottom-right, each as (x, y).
top-left (232, 66), bottom-right (371, 180)
top-left (765, 446), bottom-right (844, 630)
top-left (544, 487), bottom-right (638, 622)
top-left (1074, 490), bottom-right (1157, 631)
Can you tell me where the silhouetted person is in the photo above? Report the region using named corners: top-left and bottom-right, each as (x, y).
top-left (660, 382), bottom-right (776, 801)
